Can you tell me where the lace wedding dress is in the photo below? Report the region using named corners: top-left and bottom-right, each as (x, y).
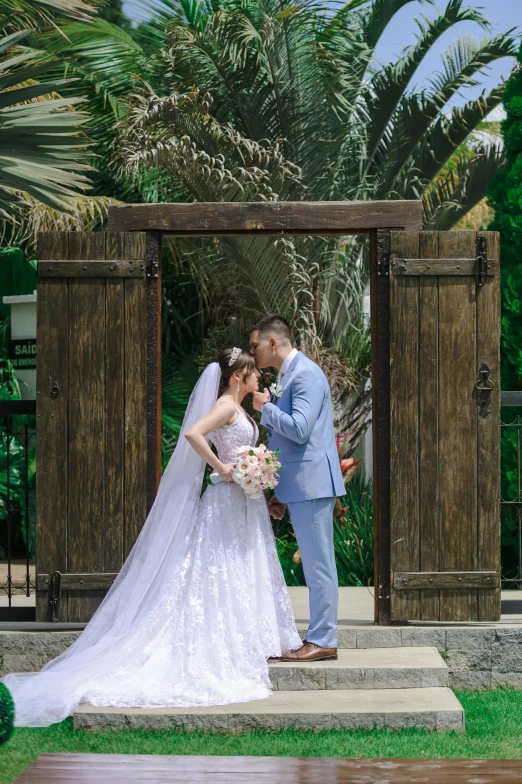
top-left (1, 364), bottom-right (301, 727)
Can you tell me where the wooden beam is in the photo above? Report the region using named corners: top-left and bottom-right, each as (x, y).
top-left (107, 201), bottom-right (423, 235)
top-left (393, 571), bottom-right (500, 590)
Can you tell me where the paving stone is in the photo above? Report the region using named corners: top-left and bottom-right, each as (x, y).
top-left (270, 668), bottom-right (326, 691)
top-left (337, 629), bottom-right (357, 649)
top-left (494, 628), bottom-right (522, 642)
top-left (73, 688), bottom-right (464, 733)
top-left (446, 649), bottom-right (491, 672)
top-left (491, 672), bottom-right (522, 689)
top-left (0, 654), bottom-right (51, 676)
top-left (0, 631), bottom-right (79, 657)
top-left (356, 629), bottom-right (402, 648)
top-left (448, 671), bottom-right (491, 690)
top-left (491, 640), bottom-right (522, 673)
top-left (269, 648), bottom-right (447, 691)
top-left (401, 628), bottom-right (447, 649)
top-left (445, 629), bottom-right (496, 650)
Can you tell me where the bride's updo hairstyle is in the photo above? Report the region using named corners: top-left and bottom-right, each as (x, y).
top-left (217, 348), bottom-right (256, 398)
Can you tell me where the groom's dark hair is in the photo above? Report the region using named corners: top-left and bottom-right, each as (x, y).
top-left (249, 314), bottom-right (291, 342)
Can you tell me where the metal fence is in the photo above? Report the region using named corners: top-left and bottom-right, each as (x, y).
top-left (0, 399), bottom-right (36, 621)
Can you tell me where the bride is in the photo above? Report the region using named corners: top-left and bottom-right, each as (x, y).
top-left (1, 348), bottom-right (301, 727)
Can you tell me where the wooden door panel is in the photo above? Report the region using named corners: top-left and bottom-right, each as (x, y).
top-left (389, 230), bottom-right (500, 622)
top-left (418, 231), bottom-right (440, 620)
top-left (390, 232), bottom-right (420, 621)
top-left (36, 231), bottom-right (150, 622)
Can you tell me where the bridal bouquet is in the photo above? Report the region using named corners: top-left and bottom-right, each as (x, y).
top-left (232, 444), bottom-right (281, 500)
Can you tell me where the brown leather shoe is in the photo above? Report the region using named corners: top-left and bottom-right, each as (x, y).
top-left (278, 642), bottom-right (337, 662)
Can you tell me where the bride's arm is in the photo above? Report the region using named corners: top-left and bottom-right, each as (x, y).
top-left (184, 402), bottom-right (237, 482)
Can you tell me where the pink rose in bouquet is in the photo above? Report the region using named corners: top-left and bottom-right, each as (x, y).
top-left (232, 445), bottom-right (281, 500)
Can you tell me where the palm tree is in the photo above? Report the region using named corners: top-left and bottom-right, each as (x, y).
top-left (106, 0), bottom-right (517, 448)
top-left (0, 0), bottom-right (102, 229)
top-left (21, 0), bottom-right (517, 450)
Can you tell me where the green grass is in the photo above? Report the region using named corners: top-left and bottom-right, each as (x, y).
top-left (1, 690), bottom-right (522, 784)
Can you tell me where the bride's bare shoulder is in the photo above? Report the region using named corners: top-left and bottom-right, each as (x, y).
top-left (211, 399), bottom-right (238, 424)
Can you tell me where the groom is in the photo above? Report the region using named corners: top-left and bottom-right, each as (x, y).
top-left (250, 314), bottom-right (345, 662)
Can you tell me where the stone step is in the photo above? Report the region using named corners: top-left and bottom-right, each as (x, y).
top-left (73, 687), bottom-right (464, 732)
top-left (269, 646), bottom-right (448, 690)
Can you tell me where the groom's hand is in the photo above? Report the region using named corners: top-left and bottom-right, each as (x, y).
top-left (252, 388), bottom-right (270, 413)
top-left (268, 495), bottom-right (287, 520)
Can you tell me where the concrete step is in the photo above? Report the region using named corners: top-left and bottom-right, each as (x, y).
top-left (73, 687), bottom-right (464, 732)
top-left (269, 646), bottom-right (448, 690)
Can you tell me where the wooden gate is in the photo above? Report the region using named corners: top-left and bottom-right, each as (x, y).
top-left (389, 230), bottom-right (500, 622)
top-left (35, 231), bottom-right (161, 622)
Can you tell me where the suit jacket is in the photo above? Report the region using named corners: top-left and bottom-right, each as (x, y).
top-left (260, 351), bottom-right (345, 503)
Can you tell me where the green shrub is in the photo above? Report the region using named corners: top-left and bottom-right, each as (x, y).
top-left (488, 39), bottom-right (522, 579)
top-left (0, 683), bottom-right (14, 746)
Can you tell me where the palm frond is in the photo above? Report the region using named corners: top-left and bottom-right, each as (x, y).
top-left (364, 0), bottom-right (491, 171)
top-left (423, 143), bottom-right (506, 230)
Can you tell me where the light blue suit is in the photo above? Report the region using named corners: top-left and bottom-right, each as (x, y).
top-left (260, 351), bottom-right (345, 648)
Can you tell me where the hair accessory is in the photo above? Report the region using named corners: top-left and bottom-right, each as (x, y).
top-left (228, 347), bottom-right (242, 366)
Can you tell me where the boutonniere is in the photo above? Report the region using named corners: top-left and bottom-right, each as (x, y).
top-left (269, 382), bottom-right (283, 399)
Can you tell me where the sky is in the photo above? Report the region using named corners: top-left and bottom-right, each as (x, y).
top-left (122, 0), bottom-right (522, 119)
top-left (372, 0), bottom-right (521, 119)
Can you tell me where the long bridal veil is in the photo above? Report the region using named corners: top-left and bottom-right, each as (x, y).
top-left (1, 362), bottom-right (222, 726)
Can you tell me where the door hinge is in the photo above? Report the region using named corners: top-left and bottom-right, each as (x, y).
top-left (378, 580), bottom-right (390, 599)
top-left (377, 253), bottom-right (389, 277)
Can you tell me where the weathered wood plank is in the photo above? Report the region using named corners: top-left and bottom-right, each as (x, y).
top-left (66, 232), bottom-right (107, 623)
top-left (371, 229), bottom-right (391, 624)
top-left (36, 573), bottom-right (118, 591)
top-left (35, 232), bottom-right (69, 622)
top-left (418, 231), bottom-right (440, 620)
top-left (38, 260), bottom-right (146, 277)
top-left (107, 200), bottom-right (423, 234)
top-left (393, 570), bottom-right (499, 590)
top-left (476, 231), bottom-right (501, 621)
top-left (123, 233), bottom-right (148, 559)
top-left (145, 231), bottom-right (162, 511)
top-left (438, 231), bottom-right (478, 622)
top-left (16, 754), bottom-right (522, 784)
top-left (104, 233), bottom-right (126, 573)
top-left (390, 231), bottom-right (420, 621)
top-left (391, 258), bottom-right (499, 276)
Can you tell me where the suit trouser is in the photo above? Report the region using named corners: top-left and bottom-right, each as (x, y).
top-left (286, 496), bottom-right (338, 648)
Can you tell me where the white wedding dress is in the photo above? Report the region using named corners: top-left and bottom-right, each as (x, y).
top-left (1, 363), bottom-right (301, 727)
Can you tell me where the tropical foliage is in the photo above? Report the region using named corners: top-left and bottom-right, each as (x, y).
top-left (0, 0), bottom-right (517, 452)
top-left (488, 39), bottom-right (522, 584)
top-left (0, 0), bottom-right (101, 232)
top-left (107, 0), bottom-right (517, 446)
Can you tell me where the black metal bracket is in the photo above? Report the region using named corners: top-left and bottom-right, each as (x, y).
top-left (378, 580), bottom-right (390, 599)
top-left (377, 253), bottom-right (389, 277)
top-left (48, 570), bottom-right (62, 622)
top-left (476, 362), bottom-right (494, 418)
top-left (476, 235), bottom-right (488, 287)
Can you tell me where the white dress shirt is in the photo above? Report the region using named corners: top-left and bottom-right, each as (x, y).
top-left (277, 347), bottom-right (298, 386)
